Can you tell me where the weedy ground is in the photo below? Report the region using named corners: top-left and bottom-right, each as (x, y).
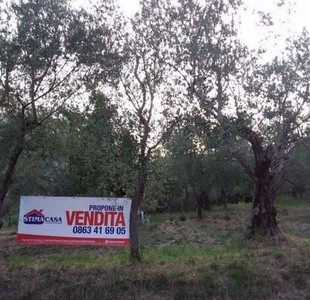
top-left (1, 196), bottom-right (310, 299)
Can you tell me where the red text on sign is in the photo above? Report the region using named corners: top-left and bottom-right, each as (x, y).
top-left (66, 211), bottom-right (125, 227)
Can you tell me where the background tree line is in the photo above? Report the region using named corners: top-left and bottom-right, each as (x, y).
top-left (1, 0), bottom-right (310, 259)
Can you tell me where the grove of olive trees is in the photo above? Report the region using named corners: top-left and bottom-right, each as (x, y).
top-left (1, 0), bottom-right (310, 259)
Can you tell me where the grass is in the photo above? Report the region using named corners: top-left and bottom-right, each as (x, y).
top-left (1, 196), bottom-right (310, 299)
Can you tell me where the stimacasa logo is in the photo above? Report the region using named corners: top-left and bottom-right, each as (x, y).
top-left (23, 209), bottom-right (62, 225)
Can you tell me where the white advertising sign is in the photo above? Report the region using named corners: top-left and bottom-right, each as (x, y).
top-left (17, 196), bottom-right (132, 246)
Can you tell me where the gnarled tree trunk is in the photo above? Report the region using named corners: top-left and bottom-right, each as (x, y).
top-left (235, 126), bottom-right (287, 238)
top-left (251, 141), bottom-right (287, 236)
top-left (250, 172), bottom-right (279, 236)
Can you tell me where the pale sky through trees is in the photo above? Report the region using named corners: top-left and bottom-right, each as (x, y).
top-left (117, 0), bottom-right (310, 52)
top-left (239, 0), bottom-right (310, 50)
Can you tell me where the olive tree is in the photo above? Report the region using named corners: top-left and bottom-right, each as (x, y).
top-left (165, 0), bottom-right (310, 237)
top-left (116, 0), bottom-right (174, 260)
top-left (0, 0), bottom-right (120, 217)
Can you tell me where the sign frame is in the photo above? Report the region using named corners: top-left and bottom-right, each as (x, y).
top-left (17, 196), bottom-right (132, 246)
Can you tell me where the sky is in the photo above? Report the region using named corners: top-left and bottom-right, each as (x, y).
top-left (117, 0), bottom-right (140, 17)
top-left (117, 0), bottom-right (310, 27)
top-left (117, 0), bottom-right (310, 51)
top-left (239, 0), bottom-right (310, 49)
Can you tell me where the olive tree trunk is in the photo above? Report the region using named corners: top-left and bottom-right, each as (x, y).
top-left (129, 154), bottom-right (148, 261)
top-left (250, 174), bottom-right (279, 236)
top-left (129, 196), bottom-right (140, 261)
top-left (0, 122), bottom-right (26, 216)
top-left (235, 127), bottom-right (287, 238)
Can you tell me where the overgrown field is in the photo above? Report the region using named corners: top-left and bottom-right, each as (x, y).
top-left (1, 197), bottom-right (310, 299)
